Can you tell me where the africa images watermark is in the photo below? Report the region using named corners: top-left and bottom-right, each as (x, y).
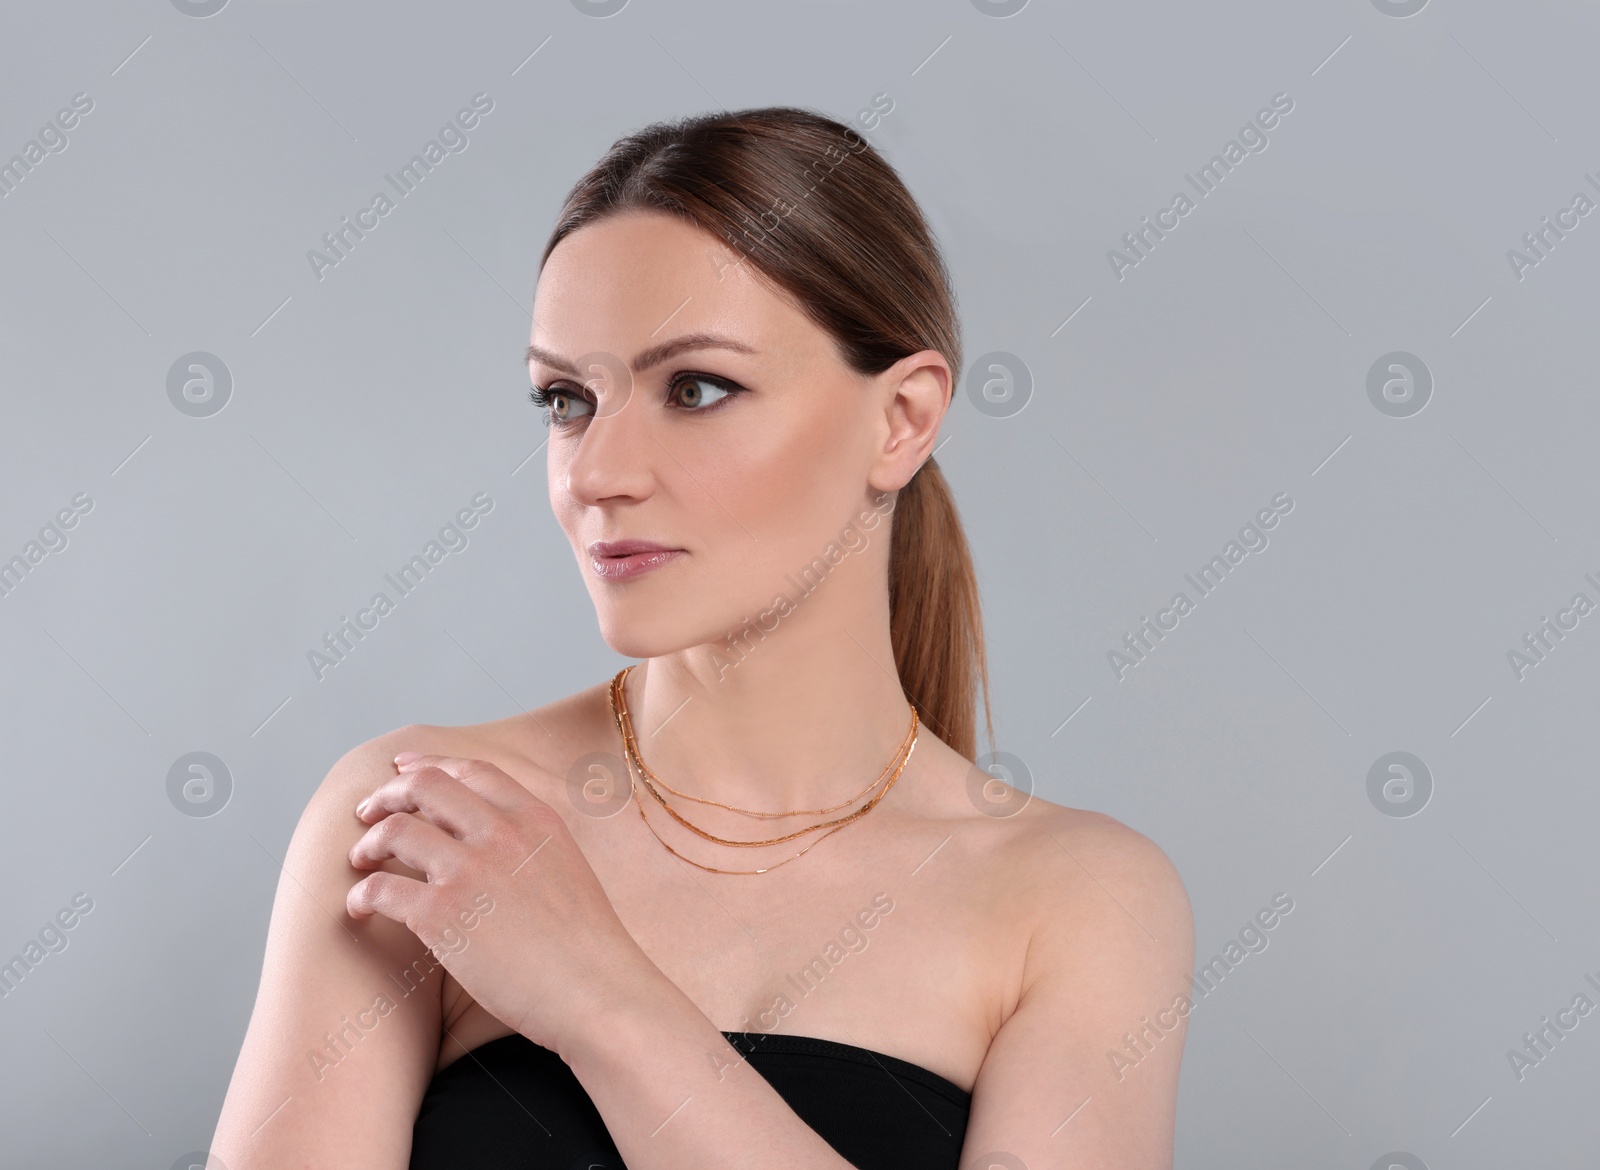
top-left (709, 490), bottom-right (898, 681)
top-left (1506, 171), bottom-right (1600, 281)
top-left (0, 892), bottom-right (96, 1001)
top-left (1108, 91), bottom-right (1295, 281)
top-left (1107, 492), bottom-right (1295, 681)
top-left (1506, 963), bottom-right (1600, 1083)
top-left (306, 491), bottom-right (494, 680)
top-left (0, 91), bottom-right (94, 200)
top-left (0, 492), bottom-right (94, 601)
top-left (307, 92), bottom-right (495, 282)
top-left (309, 892), bottom-right (495, 1081)
top-left (1504, 569), bottom-right (1600, 681)
top-left (1109, 891), bottom-right (1295, 1082)
top-left (711, 892), bottom-right (896, 1078)
top-left (707, 104), bottom-right (881, 283)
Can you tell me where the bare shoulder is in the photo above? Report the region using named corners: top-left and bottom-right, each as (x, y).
top-left (300, 721), bottom-right (486, 840)
top-left (384, 681), bottom-right (614, 765)
top-left (1008, 797), bottom-right (1188, 901)
top-left (316, 723), bottom-right (433, 801)
top-left (364, 680), bottom-right (617, 794)
top-left (992, 794), bottom-right (1194, 990)
top-left (217, 719), bottom-right (520, 1165)
top-left (909, 739), bottom-right (1192, 1006)
top-left (956, 793), bottom-right (1194, 1168)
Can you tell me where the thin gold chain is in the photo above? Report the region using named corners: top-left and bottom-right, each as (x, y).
top-left (606, 667), bottom-right (918, 875)
top-left (611, 664), bottom-right (915, 818)
top-left (610, 669), bottom-right (916, 848)
top-left (627, 720), bottom-right (915, 848)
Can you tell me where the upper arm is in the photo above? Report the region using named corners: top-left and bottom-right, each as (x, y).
top-left (960, 813), bottom-right (1194, 1170)
top-left (210, 728), bottom-right (446, 1170)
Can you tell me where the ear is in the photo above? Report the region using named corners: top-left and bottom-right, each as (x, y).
top-left (867, 349), bottom-right (952, 494)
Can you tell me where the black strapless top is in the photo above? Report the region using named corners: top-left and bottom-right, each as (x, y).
top-left (409, 1029), bottom-right (972, 1169)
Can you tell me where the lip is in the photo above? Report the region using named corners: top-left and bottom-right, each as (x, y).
top-left (587, 539), bottom-right (685, 582)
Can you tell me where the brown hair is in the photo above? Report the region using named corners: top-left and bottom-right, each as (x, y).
top-left (539, 106), bottom-right (993, 760)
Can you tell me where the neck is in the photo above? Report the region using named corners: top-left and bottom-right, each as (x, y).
top-left (623, 570), bottom-right (917, 816)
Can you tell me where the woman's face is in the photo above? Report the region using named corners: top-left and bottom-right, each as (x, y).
top-left (529, 209), bottom-right (937, 661)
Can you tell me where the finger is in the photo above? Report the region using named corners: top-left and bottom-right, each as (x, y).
top-left (391, 754), bottom-right (531, 812)
top-left (346, 868), bottom-right (428, 922)
top-left (349, 810), bottom-right (461, 878)
top-left (357, 765), bottom-right (486, 838)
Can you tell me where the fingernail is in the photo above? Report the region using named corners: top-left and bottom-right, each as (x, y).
top-left (394, 751), bottom-right (422, 766)
top-left (356, 797), bottom-right (370, 817)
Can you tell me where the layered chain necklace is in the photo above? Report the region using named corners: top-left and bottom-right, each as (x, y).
top-left (606, 666), bottom-right (919, 875)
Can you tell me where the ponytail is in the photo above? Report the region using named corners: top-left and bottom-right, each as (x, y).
top-left (888, 457), bottom-right (993, 761)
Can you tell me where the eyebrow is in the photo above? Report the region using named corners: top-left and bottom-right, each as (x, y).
top-left (524, 331), bottom-right (757, 377)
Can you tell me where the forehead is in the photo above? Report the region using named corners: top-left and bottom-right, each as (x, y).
top-left (530, 210), bottom-right (820, 370)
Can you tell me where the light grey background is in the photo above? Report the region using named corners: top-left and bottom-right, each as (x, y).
top-left (1, 0), bottom-right (1596, 1166)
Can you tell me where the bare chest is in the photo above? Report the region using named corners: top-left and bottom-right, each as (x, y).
top-left (435, 797), bottom-right (1023, 1094)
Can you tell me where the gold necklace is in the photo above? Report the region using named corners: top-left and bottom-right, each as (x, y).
top-left (612, 665), bottom-right (915, 818)
top-left (610, 667), bottom-right (916, 843)
top-left (606, 667), bottom-right (918, 875)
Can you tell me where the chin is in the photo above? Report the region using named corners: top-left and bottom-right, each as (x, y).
top-left (592, 600), bottom-right (708, 661)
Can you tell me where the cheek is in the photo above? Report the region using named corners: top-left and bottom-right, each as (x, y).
top-left (546, 446), bottom-right (575, 521)
top-left (698, 399), bottom-right (865, 533)
top-left (689, 424), bottom-right (869, 618)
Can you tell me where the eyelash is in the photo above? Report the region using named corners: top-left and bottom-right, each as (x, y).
top-left (527, 371), bottom-right (743, 428)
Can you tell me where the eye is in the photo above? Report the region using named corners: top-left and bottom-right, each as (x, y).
top-left (668, 373), bottom-right (738, 411)
top-left (528, 383), bottom-right (596, 427)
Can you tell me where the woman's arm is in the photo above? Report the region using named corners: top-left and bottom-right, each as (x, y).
top-left (958, 811), bottom-right (1195, 1170)
top-left (209, 729), bottom-right (445, 1170)
top-left (347, 749), bottom-right (861, 1170)
top-left (557, 968), bottom-right (861, 1170)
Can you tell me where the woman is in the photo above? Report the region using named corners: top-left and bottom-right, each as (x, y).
top-left (211, 106), bottom-right (1193, 1170)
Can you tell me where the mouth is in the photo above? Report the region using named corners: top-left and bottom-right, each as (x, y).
top-left (587, 539), bottom-right (685, 582)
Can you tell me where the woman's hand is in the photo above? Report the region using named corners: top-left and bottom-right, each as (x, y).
top-left (346, 751), bottom-right (652, 1060)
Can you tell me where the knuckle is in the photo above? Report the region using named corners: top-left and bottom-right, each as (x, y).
top-left (373, 811), bottom-right (413, 844)
top-left (476, 809), bottom-right (516, 847)
top-left (349, 871), bottom-right (383, 907)
top-left (400, 767), bottom-right (443, 798)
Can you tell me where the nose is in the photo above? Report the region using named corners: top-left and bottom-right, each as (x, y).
top-left (561, 381), bottom-right (657, 508)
